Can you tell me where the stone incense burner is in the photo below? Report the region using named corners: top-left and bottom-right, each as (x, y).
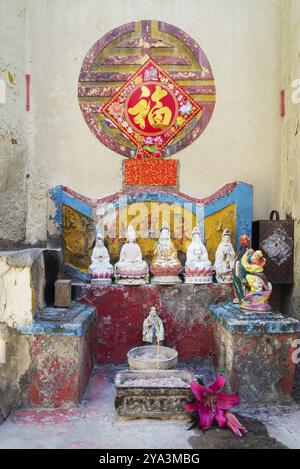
top-left (127, 345), bottom-right (178, 370)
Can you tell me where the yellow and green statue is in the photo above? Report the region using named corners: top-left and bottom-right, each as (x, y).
top-left (233, 246), bottom-right (272, 312)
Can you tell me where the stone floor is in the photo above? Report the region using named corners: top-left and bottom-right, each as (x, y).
top-left (0, 365), bottom-right (299, 449)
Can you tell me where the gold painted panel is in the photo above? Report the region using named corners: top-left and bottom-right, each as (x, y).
top-left (62, 205), bottom-right (94, 273)
top-left (205, 203), bottom-right (237, 263)
top-left (62, 201), bottom-right (237, 272)
top-left (104, 201), bottom-right (198, 264)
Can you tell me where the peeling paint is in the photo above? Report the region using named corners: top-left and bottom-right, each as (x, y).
top-left (7, 71), bottom-right (14, 87)
top-left (74, 283), bottom-right (233, 364)
top-left (0, 250), bottom-right (45, 328)
top-left (211, 302), bottom-right (300, 403)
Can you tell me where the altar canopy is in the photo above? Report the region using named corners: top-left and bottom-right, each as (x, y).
top-left (49, 182), bottom-right (253, 280)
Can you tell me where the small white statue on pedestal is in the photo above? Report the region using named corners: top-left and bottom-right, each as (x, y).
top-left (143, 306), bottom-right (165, 344)
top-left (115, 225), bottom-right (148, 284)
top-left (214, 228), bottom-right (236, 284)
top-left (89, 231), bottom-right (114, 284)
top-left (184, 226), bottom-right (213, 284)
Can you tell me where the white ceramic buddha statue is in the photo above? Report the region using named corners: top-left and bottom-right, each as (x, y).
top-left (214, 228), bottom-right (236, 284)
top-left (184, 226), bottom-right (213, 284)
top-left (142, 306), bottom-right (165, 344)
top-left (89, 231), bottom-right (114, 284)
top-left (115, 225), bottom-right (148, 284)
top-left (150, 221), bottom-right (182, 284)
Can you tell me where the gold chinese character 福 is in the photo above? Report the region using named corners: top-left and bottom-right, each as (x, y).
top-left (128, 85), bottom-right (172, 131)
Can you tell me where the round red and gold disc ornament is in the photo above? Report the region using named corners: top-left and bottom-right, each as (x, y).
top-left (78, 20), bottom-right (216, 185)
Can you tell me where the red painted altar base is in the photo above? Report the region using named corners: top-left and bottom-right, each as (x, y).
top-left (26, 328), bottom-right (95, 408)
top-left (73, 283), bottom-right (234, 365)
top-left (23, 305), bottom-right (96, 408)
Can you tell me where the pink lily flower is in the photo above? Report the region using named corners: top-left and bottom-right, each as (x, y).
top-left (185, 375), bottom-right (243, 435)
top-left (225, 411), bottom-right (247, 437)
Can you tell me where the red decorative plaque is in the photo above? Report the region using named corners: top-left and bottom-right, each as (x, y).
top-left (101, 59), bottom-right (202, 158)
top-left (124, 159), bottom-right (178, 186)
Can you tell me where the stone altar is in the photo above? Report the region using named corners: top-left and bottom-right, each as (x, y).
top-left (115, 309), bottom-right (190, 419)
top-left (115, 370), bottom-right (193, 419)
top-left (73, 282), bottom-right (234, 364)
top-left (18, 303), bottom-right (96, 408)
top-left (210, 302), bottom-right (300, 403)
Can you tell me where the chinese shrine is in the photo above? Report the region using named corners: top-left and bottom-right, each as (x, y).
top-left (0, 4), bottom-right (300, 450)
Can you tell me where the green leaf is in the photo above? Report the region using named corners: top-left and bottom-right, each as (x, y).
top-left (144, 145), bottom-right (156, 152)
top-left (187, 409), bottom-right (199, 431)
top-left (194, 375), bottom-right (205, 386)
top-left (187, 421), bottom-right (199, 431)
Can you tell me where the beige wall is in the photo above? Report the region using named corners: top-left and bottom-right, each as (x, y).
top-left (0, 0), bottom-right (30, 245)
top-left (281, 0), bottom-right (300, 317)
top-left (7, 0), bottom-right (282, 244)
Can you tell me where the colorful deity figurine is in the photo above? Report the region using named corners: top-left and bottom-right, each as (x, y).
top-left (115, 225), bottom-right (149, 285)
top-left (150, 221), bottom-right (182, 284)
top-left (233, 247), bottom-right (272, 312)
top-left (89, 230), bottom-right (114, 284)
top-left (232, 234), bottom-right (250, 303)
top-left (214, 229), bottom-right (236, 284)
top-left (184, 226), bottom-right (213, 284)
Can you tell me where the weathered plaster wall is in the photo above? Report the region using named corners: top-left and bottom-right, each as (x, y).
top-left (0, 249), bottom-right (45, 328)
top-left (281, 0), bottom-right (300, 318)
top-left (0, 0), bottom-right (30, 246)
top-left (0, 325), bottom-right (31, 419)
top-left (0, 0), bottom-right (283, 245)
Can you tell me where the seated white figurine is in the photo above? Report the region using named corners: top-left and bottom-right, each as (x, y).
top-left (89, 231), bottom-right (114, 284)
top-left (115, 225), bottom-right (148, 284)
top-left (214, 228), bottom-right (236, 284)
top-left (185, 226), bottom-right (212, 284)
top-left (150, 221), bottom-right (182, 284)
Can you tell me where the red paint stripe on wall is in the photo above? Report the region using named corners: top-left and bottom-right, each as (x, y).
top-left (280, 89), bottom-right (285, 118)
top-left (26, 74), bottom-right (30, 112)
